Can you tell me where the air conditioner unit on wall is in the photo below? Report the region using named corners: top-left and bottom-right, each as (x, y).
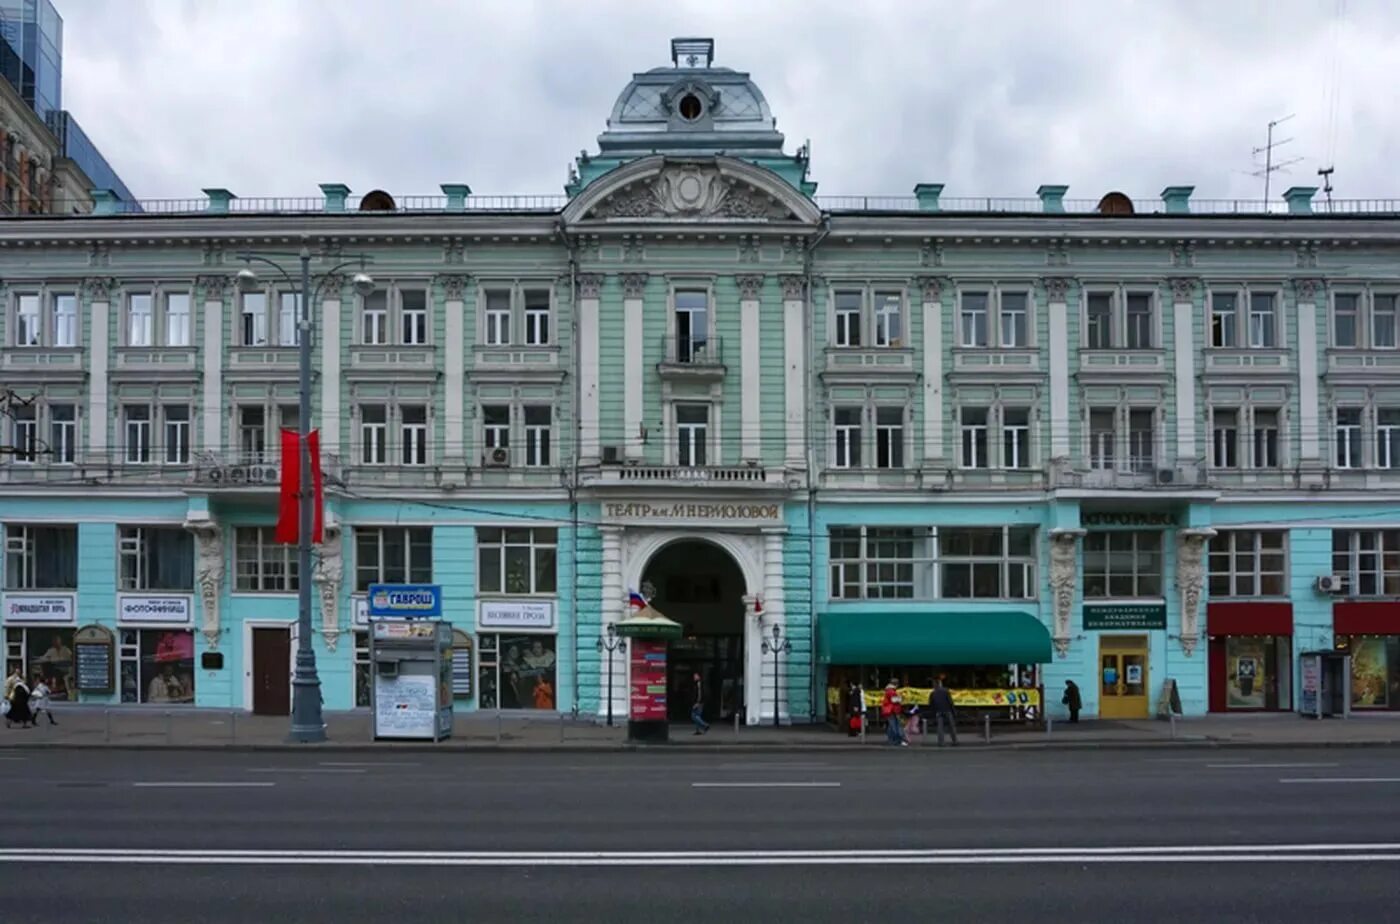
top-left (1315, 574), bottom-right (1342, 594)
top-left (203, 466), bottom-right (225, 484)
top-left (484, 447), bottom-right (510, 468)
top-left (1155, 468), bottom-right (1175, 485)
top-left (601, 445), bottom-right (622, 464)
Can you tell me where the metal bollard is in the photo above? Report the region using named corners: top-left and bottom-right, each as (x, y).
top-left (983, 714), bottom-right (991, 744)
top-left (1046, 716), bottom-right (1053, 737)
top-left (165, 711), bottom-right (173, 745)
top-left (734, 710), bottom-right (740, 738)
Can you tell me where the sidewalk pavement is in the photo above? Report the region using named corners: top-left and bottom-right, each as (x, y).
top-left (4, 707), bottom-right (1400, 753)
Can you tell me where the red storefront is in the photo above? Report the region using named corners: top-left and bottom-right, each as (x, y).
top-left (1333, 602), bottom-right (1400, 712)
top-left (1207, 602), bottom-right (1293, 712)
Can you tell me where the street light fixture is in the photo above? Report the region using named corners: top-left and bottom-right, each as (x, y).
top-left (596, 622), bottom-right (627, 728)
top-left (235, 239), bottom-right (372, 743)
top-left (760, 622), bottom-right (791, 729)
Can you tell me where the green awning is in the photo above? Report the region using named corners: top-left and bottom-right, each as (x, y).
top-left (817, 610), bottom-right (1053, 665)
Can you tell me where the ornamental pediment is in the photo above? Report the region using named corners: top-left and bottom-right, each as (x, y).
top-left (565, 155), bottom-right (821, 225)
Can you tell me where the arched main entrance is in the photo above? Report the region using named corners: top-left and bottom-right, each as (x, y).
top-left (640, 539), bottom-right (747, 723)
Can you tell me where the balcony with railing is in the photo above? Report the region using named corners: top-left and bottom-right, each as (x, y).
top-left (823, 343), bottom-right (916, 380)
top-left (584, 460), bottom-right (786, 489)
top-left (0, 346), bottom-right (84, 378)
top-left (657, 335), bottom-right (725, 380)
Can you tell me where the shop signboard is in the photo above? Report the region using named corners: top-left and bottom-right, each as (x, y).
top-left (117, 595), bottom-right (192, 625)
top-left (629, 640), bottom-right (668, 721)
top-left (367, 584), bottom-right (442, 619)
top-left (2, 594), bottom-right (76, 625)
top-left (861, 688), bottom-right (1042, 709)
top-left (374, 672), bottom-right (438, 738)
top-left (1083, 603), bottom-right (1167, 631)
top-left (73, 624), bottom-right (115, 694)
top-left (479, 600), bottom-right (555, 630)
top-left (1300, 656), bottom-right (1320, 715)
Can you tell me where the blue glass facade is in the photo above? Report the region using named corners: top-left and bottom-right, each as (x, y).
top-left (0, 0), bottom-right (62, 121)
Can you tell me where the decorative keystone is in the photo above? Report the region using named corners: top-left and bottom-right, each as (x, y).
top-left (202, 188), bottom-right (236, 214)
top-left (912, 183), bottom-right (944, 212)
top-left (1160, 185), bottom-right (1194, 215)
top-left (1037, 184), bottom-right (1069, 213)
top-left (89, 189), bottom-right (120, 216)
top-left (1283, 186), bottom-right (1317, 215)
top-left (440, 183), bottom-right (472, 211)
top-left (319, 183), bottom-right (352, 212)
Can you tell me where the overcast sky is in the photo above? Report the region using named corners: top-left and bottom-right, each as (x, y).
top-left (56, 0), bottom-right (1393, 204)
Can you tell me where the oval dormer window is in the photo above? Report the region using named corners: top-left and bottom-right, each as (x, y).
top-left (678, 93), bottom-right (703, 121)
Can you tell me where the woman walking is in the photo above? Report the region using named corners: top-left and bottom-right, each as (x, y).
top-left (4, 671), bottom-right (35, 728)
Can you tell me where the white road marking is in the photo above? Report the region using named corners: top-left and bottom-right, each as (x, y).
top-left (246, 767), bottom-right (366, 774)
top-left (692, 782), bottom-right (841, 789)
top-left (1279, 777), bottom-right (1400, 785)
top-left (317, 761), bottom-right (420, 768)
top-left (131, 782), bottom-right (275, 789)
top-left (1207, 763), bottom-right (1340, 769)
top-left (0, 756), bottom-right (28, 762)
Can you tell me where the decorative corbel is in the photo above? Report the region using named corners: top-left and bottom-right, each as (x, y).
top-left (183, 518), bottom-right (225, 649)
top-left (1048, 528), bottom-right (1086, 658)
top-left (1175, 528), bottom-right (1216, 656)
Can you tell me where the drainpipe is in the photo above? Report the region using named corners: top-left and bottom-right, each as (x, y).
top-left (803, 216), bottom-right (832, 721)
top-left (554, 218), bottom-right (581, 712)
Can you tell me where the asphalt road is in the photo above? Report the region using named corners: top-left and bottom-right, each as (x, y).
top-left (2, 747), bottom-right (1399, 923)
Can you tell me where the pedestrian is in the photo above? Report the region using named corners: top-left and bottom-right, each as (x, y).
top-left (881, 680), bottom-right (906, 746)
top-left (690, 671), bottom-right (709, 735)
top-left (1062, 679), bottom-right (1082, 724)
top-left (904, 705), bottom-right (922, 745)
top-left (4, 673), bottom-right (34, 729)
top-left (30, 673), bottom-right (57, 726)
top-left (929, 679), bottom-right (958, 746)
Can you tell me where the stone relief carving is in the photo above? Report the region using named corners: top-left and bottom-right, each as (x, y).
top-left (592, 165), bottom-right (795, 221)
top-left (621, 273), bottom-right (650, 299)
top-left (736, 274), bottom-right (765, 300)
top-left (577, 274), bottom-right (604, 299)
top-left (1175, 528), bottom-right (1215, 657)
top-left (87, 242), bottom-right (111, 268)
top-left (1045, 240), bottom-right (1071, 267)
top-left (82, 276), bottom-right (115, 300)
top-left (1293, 277), bottom-right (1325, 301)
top-left (443, 238), bottom-right (466, 265)
top-left (319, 273), bottom-right (346, 300)
top-left (918, 276), bottom-right (949, 303)
top-left (1168, 277), bottom-right (1198, 302)
top-left (1040, 276), bottom-right (1072, 302)
top-left (737, 235), bottom-right (761, 263)
top-left (779, 275), bottom-right (805, 300)
top-left (185, 519), bottom-right (224, 649)
top-left (437, 274), bottom-right (470, 300)
top-left (1048, 529), bottom-right (1085, 658)
top-left (1295, 242), bottom-right (1319, 269)
top-left (1171, 240), bottom-right (1196, 268)
top-left (920, 238), bottom-right (945, 268)
top-left (200, 240), bottom-right (225, 267)
top-left (314, 523), bottom-right (345, 652)
top-left (196, 275), bottom-right (230, 301)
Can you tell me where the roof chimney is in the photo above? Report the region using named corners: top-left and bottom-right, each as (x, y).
top-left (671, 38), bottom-right (714, 68)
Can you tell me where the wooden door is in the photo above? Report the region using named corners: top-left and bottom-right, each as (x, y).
top-left (252, 627), bottom-right (291, 716)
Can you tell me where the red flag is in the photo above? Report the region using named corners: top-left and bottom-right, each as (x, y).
top-left (308, 429), bottom-right (324, 544)
top-left (274, 428), bottom-right (300, 545)
top-left (754, 597), bottom-right (764, 615)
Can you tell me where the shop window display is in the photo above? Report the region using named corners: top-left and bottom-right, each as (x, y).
top-left (1225, 636), bottom-right (1291, 710)
top-left (1338, 636), bottom-right (1400, 710)
top-left (477, 634), bottom-right (556, 710)
top-left (5, 628), bottom-right (75, 701)
top-left (119, 629), bottom-right (195, 704)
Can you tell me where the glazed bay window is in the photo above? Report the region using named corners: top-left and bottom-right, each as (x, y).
top-left (1332, 529), bottom-right (1400, 596)
top-left (1084, 530), bottom-right (1163, 598)
top-left (960, 407), bottom-right (989, 469)
top-left (401, 289), bottom-right (428, 346)
top-left (676, 404), bottom-right (708, 467)
top-left (484, 290), bottom-right (511, 346)
top-left (1335, 408), bottom-right (1362, 469)
top-left (1377, 409), bottom-right (1400, 470)
top-left (524, 406), bottom-right (551, 467)
top-left (833, 291), bottom-right (862, 347)
top-left (524, 290), bottom-right (551, 346)
top-left (1209, 531), bottom-right (1287, 598)
top-left (234, 527), bottom-right (298, 592)
top-left (4, 525), bottom-right (78, 590)
top-left (123, 405), bottom-right (152, 463)
top-left (477, 527), bottom-right (557, 595)
top-left (959, 291), bottom-right (989, 347)
top-left (354, 526), bottom-right (432, 591)
top-left (828, 526), bottom-right (933, 600)
top-left (1252, 409), bottom-right (1280, 468)
top-left (119, 527), bottom-right (194, 591)
top-left (833, 406), bottom-right (862, 469)
top-left (361, 290), bottom-right (389, 345)
top-left (1211, 408), bottom-right (1240, 469)
top-left (873, 291), bottom-right (903, 347)
top-left (939, 526), bottom-right (1036, 599)
top-left (359, 404), bottom-right (388, 465)
top-left (875, 406), bottom-right (904, 469)
top-left (400, 405), bottom-right (428, 466)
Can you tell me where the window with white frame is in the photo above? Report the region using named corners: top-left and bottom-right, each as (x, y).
top-left (277, 292), bottom-right (299, 347)
top-left (1330, 291), bottom-right (1400, 350)
top-left (1210, 291), bottom-right (1238, 348)
top-left (401, 289), bottom-right (428, 346)
top-left (4, 524), bottom-right (78, 590)
top-left (10, 403), bottom-right (37, 462)
top-left (1000, 291), bottom-right (1029, 347)
top-left (123, 404), bottom-right (152, 463)
top-left (524, 406), bottom-right (551, 467)
top-left (1248, 292), bottom-right (1279, 348)
top-left (828, 526), bottom-right (932, 599)
top-left (359, 404), bottom-right (387, 465)
top-left (127, 292), bottom-right (154, 347)
top-left (119, 526), bottom-right (194, 591)
top-left (238, 406), bottom-right (267, 463)
top-left (15, 293), bottom-right (41, 346)
top-left (833, 291), bottom-right (862, 348)
top-left (1089, 408), bottom-right (1116, 470)
top-left (164, 292), bottom-right (192, 347)
top-left (1371, 293), bottom-right (1400, 349)
top-left (278, 404), bottom-right (299, 441)
top-left (939, 526), bottom-right (1037, 599)
top-left (484, 290), bottom-right (511, 346)
top-left (52, 293), bottom-right (77, 347)
top-left (1378, 408), bottom-right (1400, 470)
top-left (234, 526), bottom-right (298, 592)
top-left (1128, 408), bottom-right (1155, 472)
top-left (1332, 529), bottom-right (1400, 596)
top-left (240, 292), bottom-right (268, 346)
top-left (1081, 289), bottom-right (1161, 349)
top-left (49, 403), bottom-right (76, 464)
top-left (361, 290), bottom-right (388, 345)
top-left (960, 291), bottom-right (990, 348)
top-left (676, 404), bottom-right (708, 467)
top-left (400, 405), bottom-right (428, 466)
top-left (354, 526), bottom-right (432, 591)
top-left (833, 406), bottom-right (861, 469)
top-left (1083, 530), bottom-right (1163, 598)
top-left (1085, 293), bottom-right (1113, 350)
top-left (1209, 531), bottom-right (1287, 597)
top-left (1125, 293), bottom-right (1154, 349)
top-left (1334, 292), bottom-right (1360, 348)
top-left (1211, 288), bottom-right (1281, 349)
top-left (828, 525), bottom-right (1037, 600)
top-left (960, 407), bottom-right (989, 468)
top-left (956, 288), bottom-right (1034, 349)
top-left (524, 289), bottom-right (550, 346)
top-left (1335, 408), bottom-right (1362, 469)
top-left (675, 289), bottom-right (709, 363)
top-left (477, 527), bottom-right (557, 595)
top-left (1252, 408), bottom-right (1280, 468)
top-left (483, 404), bottom-right (510, 459)
top-left (873, 291), bottom-right (903, 347)
top-left (1002, 407), bottom-right (1031, 469)
top-left (164, 405), bottom-right (190, 464)
top-left (1211, 407), bottom-right (1240, 468)
top-left (875, 406), bottom-right (904, 469)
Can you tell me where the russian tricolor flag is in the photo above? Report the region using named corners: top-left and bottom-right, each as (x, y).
top-left (628, 589), bottom-right (648, 610)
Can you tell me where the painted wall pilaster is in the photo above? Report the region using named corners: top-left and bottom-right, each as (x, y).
top-left (738, 274), bottom-right (764, 462)
top-left (1294, 278), bottom-right (1324, 465)
top-left (319, 281), bottom-right (343, 456)
top-left (439, 275), bottom-right (469, 466)
top-left (919, 276), bottom-right (947, 463)
top-left (622, 273), bottom-right (647, 460)
top-left (1043, 277), bottom-right (1072, 461)
top-left (196, 275), bottom-right (228, 453)
top-left (578, 274), bottom-right (604, 465)
top-left (84, 277), bottom-right (114, 458)
top-left (599, 526), bottom-right (625, 718)
top-left (780, 275), bottom-right (805, 468)
top-left (1170, 277), bottom-right (1199, 471)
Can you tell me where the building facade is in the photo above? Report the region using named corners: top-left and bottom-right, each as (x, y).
top-left (3, 38), bottom-right (1400, 722)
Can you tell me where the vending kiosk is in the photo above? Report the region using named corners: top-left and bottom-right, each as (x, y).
top-left (369, 618), bottom-right (454, 741)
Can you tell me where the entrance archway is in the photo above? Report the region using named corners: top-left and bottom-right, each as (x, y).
top-left (640, 539), bottom-right (747, 723)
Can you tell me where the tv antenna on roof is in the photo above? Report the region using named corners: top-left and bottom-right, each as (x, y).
top-left (1318, 165), bottom-right (1335, 212)
top-left (1251, 114), bottom-right (1303, 206)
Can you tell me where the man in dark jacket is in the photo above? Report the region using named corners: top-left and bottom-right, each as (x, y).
top-left (1062, 679), bottom-right (1082, 723)
top-left (690, 672), bottom-right (709, 735)
top-left (929, 680), bottom-right (958, 746)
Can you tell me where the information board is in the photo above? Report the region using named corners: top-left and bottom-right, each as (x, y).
top-left (73, 624), bottom-right (115, 693)
top-left (629, 640), bottom-right (668, 721)
top-left (373, 673), bottom-right (438, 739)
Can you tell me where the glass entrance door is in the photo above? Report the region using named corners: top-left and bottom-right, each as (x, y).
top-left (667, 635), bottom-right (743, 723)
top-left (1099, 635), bottom-right (1149, 719)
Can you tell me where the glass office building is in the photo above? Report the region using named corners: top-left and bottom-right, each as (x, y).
top-left (0, 0), bottom-right (62, 122)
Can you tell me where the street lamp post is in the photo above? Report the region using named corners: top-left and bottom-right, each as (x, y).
top-left (760, 623), bottom-right (791, 728)
top-left (596, 622), bottom-right (627, 728)
top-left (237, 240), bottom-right (373, 743)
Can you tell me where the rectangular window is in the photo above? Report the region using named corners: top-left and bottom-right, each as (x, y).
top-left (241, 292), bottom-right (268, 346)
top-left (11, 404), bottom-right (37, 462)
top-left (400, 405), bottom-right (428, 466)
top-left (52, 294), bottom-right (77, 348)
top-left (960, 291), bottom-right (989, 348)
top-left (1336, 408), bottom-right (1362, 469)
top-left (833, 406), bottom-right (862, 469)
top-left (165, 292), bottom-right (191, 347)
top-left (4, 525), bottom-right (78, 590)
top-left (524, 290), bottom-right (550, 346)
top-left (118, 526), bottom-right (194, 591)
top-left (524, 406), bottom-right (551, 467)
top-left (676, 404), bottom-right (708, 467)
top-left (278, 404), bottom-right (299, 439)
top-left (939, 526), bottom-right (1036, 600)
top-left (484, 290), bottom-right (511, 346)
top-left (1085, 293), bottom-right (1113, 350)
top-left (277, 292), bottom-right (300, 347)
top-left (874, 292), bottom-right (902, 347)
top-left (1378, 409), bottom-right (1400, 470)
top-left (128, 293), bottom-right (154, 347)
top-left (5, 627), bottom-right (76, 701)
top-left (1000, 291), bottom-right (1028, 347)
top-left (960, 407), bottom-right (989, 468)
top-left (123, 404), bottom-right (151, 463)
top-left (361, 290), bottom-right (388, 345)
top-left (1212, 408), bottom-right (1239, 469)
top-left (477, 633), bottom-right (557, 711)
top-left (675, 290), bottom-right (709, 363)
top-left (483, 404), bottom-right (510, 458)
top-left (1210, 292), bottom-right (1237, 348)
top-left (239, 406), bottom-right (266, 463)
top-left (1334, 293), bottom-right (1359, 348)
top-left (1083, 530), bottom-right (1163, 598)
top-left (477, 527), bottom-right (558, 595)
top-left (1248, 292), bottom-right (1277, 348)
top-left (1128, 409), bottom-right (1155, 472)
top-left (1125, 293), bottom-right (1153, 349)
top-left (401, 289), bottom-right (428, 345)
top-left (49, 403), bottom-right (76, 464)
top-left (834, 291), bottom-right (862, 348)
top-left (875, 406), bottom-right (904, 469)
top-left (828, 527), bottom-right (865, 599)
top-left (163, 405), bottom-right (190, 464)
top-left (1209, 531), bottom-right (1287, 597)
top-left (360, 404), bottom-right (387, 465)
top-left (119, 629), bottom-right (196, 705)
top-left (1374, 294), bottom-right (1399, 349)
top-left (354, 527), bottom-right (432, 591)
top-left (15, 293), bottom-right (41, 346)
top-left (234, 526), bottom-right (298, 592)
top-left (1332, 530), bottom-right (1400, 596)
top-left (826, 526), bottom-right (947, 600)
top-left (1089, 408), bottom-right (1116, 470)
top-left (1252, 409), bottom-right (1280, 469)
top-left (1002, 407), bottom-right (1030, 469)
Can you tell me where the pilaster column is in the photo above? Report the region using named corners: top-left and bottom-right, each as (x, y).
top-left (1170, 277), bottom-right (1199, 471)
top-left (919, 277), bottom-right (947, 463)
top-left (780, 275), bottom-right (806, 468)
top-left (1176, 528), bottom-right (1215, 656)
top-left (439, 275), bottom-right (469, 467)
top-left (759, 529), bottom-right (788, 724)
top-left (600, 527), bottom-right (625, 719)
top-left (184, 517), bottom-right (224, 649)
top-left (1294, 278), bottom-right (1324, 465)
top-left (1043, 277), bottom-right (1072, 461)
top-left (1049, 528), bottom-right (1085, 657)
top-left (84, 277), bottom-right (114, 460)
top-left (578, 274), bottom-right (604, 465)
top-left (622, 273), bottom-right (647, 460)
top-left (197, 275), bottom-right (228, 454)
top-left (738, 274), bottom-right (764, 462)
top-left (320, 277), bottom-right (344, 456)
top-left (314, 522), bottom-right (344, 652)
